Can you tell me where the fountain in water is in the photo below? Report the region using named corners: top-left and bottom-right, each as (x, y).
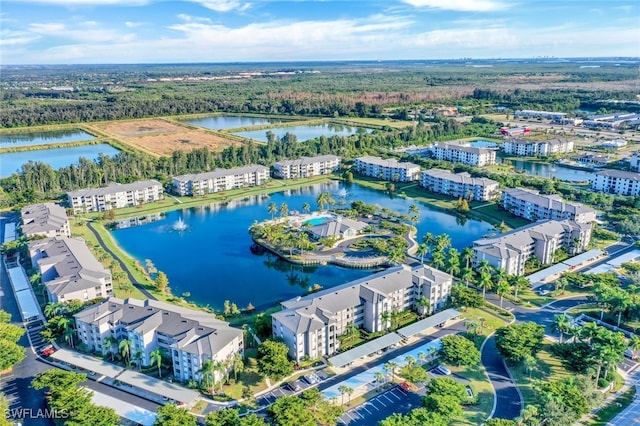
top-left (173, 217), bottom-right (188, 231)
top-left (336, 188), bottom-right (348, 198)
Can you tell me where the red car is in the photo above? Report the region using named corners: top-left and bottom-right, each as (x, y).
top-left (400, 381), bottom-right (411, 391)
top-left (41, 346), bottom-right (56, 357)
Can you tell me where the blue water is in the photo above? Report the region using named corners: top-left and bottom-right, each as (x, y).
top-left (303, 217), bottom-right (330, 226)
top-left (506, 159), bottom-right (593, 182)
top-left (0, 129), bottom-right (95, 148)
top-left (469, 139), bottom-right (498, 148)
top-left (110, 181), bottom-right (493, 310)
top-left (235, 123), bottom-right (372, 142)
top-left (0, 144), bottom-right (120, 177)
top-left (185, 116), bottom-right (280, 130)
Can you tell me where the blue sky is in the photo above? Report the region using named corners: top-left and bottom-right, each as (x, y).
top-left (1, 0), bottom-right (638, 64)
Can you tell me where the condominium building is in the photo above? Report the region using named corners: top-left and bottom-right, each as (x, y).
top-left (591, 170), bottom-right (640, 196)
top-left (430, 143), bottom-right (496, 167)
top-left (67, 180), bottom-right (164, 214)
top-left (29, 237), bottom-right (113, 303)
top-left (501, 188), bottom-right (596, 224)
top-left (273, 155), bottom-right (341, 179)
top-left (473, 220), bottom-right (593, 276)
top-left (20, 203), bottom-right (71, 239)
top-left (173, 165), bottom-right (269, 196)
top-left (420, 169), bottom-right (499, 202)
top-left (502, 138), bottom-right (574, 157)
top-left (353, 156), bottom-right (420, 182)
top-left (630, 152), bottom-right (640, 172)
top-left (74, 297), bottom-right (243, 383)
top-left (272, 264), bottom-right (452, 361)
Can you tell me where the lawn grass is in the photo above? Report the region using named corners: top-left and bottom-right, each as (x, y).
top-left (222, 348), bottom-right (268, 400)
top-left (451, 363), bottom-right (495, 426)
top-left (471, 203), bottom-right (531, 229)
top-left (334, 117), bottom-right (415, 129)
top-left (585, 386), bottom-right (636, 425)
top-left (509, 341), bottom-right (570, 406)
top-left (461, 307), bottom-right (509, 344)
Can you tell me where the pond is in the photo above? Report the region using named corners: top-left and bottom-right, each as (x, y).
top-left (0, 129), bottom-right (95, 148)
top-left (0, 144), bottom-right (120, 178)
top-left (185, 116), bottom-right (281, 130)
top-left (234, 122), bottom-right (372, 142)
top-left (110, 181), bottom-right (494, 310)
top-left (505, 159), bottom-right (594, 182)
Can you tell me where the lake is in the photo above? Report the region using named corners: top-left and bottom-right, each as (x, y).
top-left (234, 123), bottom-right (372, 142)
top-left (506, 159), bottom-right (594, 182)
top-left (185, 116), bottom-right (280, 130)
top-left (0, 129), bottom-right (95, 148)
top-left (110, 181), bottom-right (493, 310)
top-left (0, 144), bottom-right (120, 177)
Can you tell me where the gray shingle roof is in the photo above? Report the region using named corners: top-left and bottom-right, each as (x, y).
top-left (502, 188), bottom-right (595, 216)
top-left (67, 180), bottom-right (162, 198)
top-left (594, 169), bottom-right (640, 181)
top-left (355, 156), bottom-right (419, 170)
top-left (422, 168), bottom-right (498, 187)
top-left (274, 155), bottom-right (340, 168)
top-left (20, 203), bottom-right (68, 236)
top-left (173, 165), bottom-right (268, 183)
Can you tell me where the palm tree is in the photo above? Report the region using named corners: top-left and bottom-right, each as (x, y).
top-left (44, 302), bottom-right (66, 319)
top-left (232, 352), bottom-right (244, 382)
top-left (478, 259), bottom-right (493, 276)
top-left (629, 335), bottom-right (640, 360)
top-left (59, 316), bottom-right (75, 348)
top-left (380, 311), bottom-right (391, 330)
top-left (416, 243), bottom-right (429, 265)
top-left (345, 323), bottom-right (359, 343)
top-left (510, 275), bottom-right (529, 301)
top-left (461, 267), bottom-right (475, 287)
top-left (417, 351), bottom-right (427, 366)
top-left (102, 335), bottom-right (117, 361)
top-left (579, 322), bottom-right (600, 344)
top-left (150, 348), bottom-right (164, 378)
top-left (198, 359), bottom-right (216, 394)
top-left (611, 290), bottom-right (631, 327)
top-left (461, 247), bottom-right (474, 269)
top-left (302, 202), bottom-right (311, 214)
top-left (346, 386), bottom-right (354, 405)
top-left (133, 349), bottom-right (143, 370)
top-left (279, 202), bottom-right (289, 218)
top-left (405, 355), bottom-right (416, 368)
top-left (316, 191), bottom-right (335, 210)
top-left (416, 296), bottom-right (430, 318)
top-left (267, 202), bottom-right (277, 220)
top-left (523, 354), bottom-right (538, 380)
top-left (435, 234), bottom-right (452, 251)
top-left (552, 314), bottom-right (572, 343)
top-left (214, 361), bottom-right (226, 392)
top-left (375, 371), bottom-right (385, 388)
top-left (497, 278), bottom-right (511, 309)
top-left (384, 361), bottom-right (398, 381)
top-left (431, 249), bottom-right (446, 270)
top-left (479, 272), bottom-right (493, 299)
top-left (119, 339), bottom-right (132, 366)
top-left (422, 232), bottom-right (434, 247)
top-left (338, 384), bottom-right (350, 405)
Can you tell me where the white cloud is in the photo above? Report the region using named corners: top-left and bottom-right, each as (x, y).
top-left (188, 0), bottom-right (251, 13)
top-left (28, 21), bottom-right (136, 43)
top-left (177, 14), bottom-right (212, 23)
top-left (125, 21), bottom-right (145, 28)
top-left (0, 29), bottom-right (41, 46)
top-left (3, 0), bottom-right (148, 4)
top-left (401, 0), bottom-right (509, 12)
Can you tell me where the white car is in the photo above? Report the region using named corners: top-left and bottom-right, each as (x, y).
top-left (436, 365), bottom-right (451, 375)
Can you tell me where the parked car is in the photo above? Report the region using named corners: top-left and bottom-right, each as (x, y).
top-left (286, 381), bottom-right (302, 392)
top-left (436, 365), bottom-right (451, 375)
top-left (41, 345), bottom-right (56, 357)
top-left (302, 373), bottom-right (320, 385)
top-left (400, 381), bottom-right (411, 391)
top-left (625, 349), bottom-right (638, 360)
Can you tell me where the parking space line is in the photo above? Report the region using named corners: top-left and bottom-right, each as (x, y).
top-left (361, 405), bottom-right (372, 415)
top-left (383, 393), bottom-right (394, 403)
top-left (389, 391), bottom-right (401, 400)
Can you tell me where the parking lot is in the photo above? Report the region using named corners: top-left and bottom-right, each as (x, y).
top-left (0, 370), bottom-right (20, 412)
top-left (337, 384), bottom-right (424, 425)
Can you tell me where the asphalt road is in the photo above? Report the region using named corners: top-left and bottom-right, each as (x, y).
top-left (481, 335), bottom-right (522, 420)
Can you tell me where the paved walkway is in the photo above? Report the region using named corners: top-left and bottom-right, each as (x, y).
top-left (607, 370), bottom-right (640, 425)
top-left (86, 221), bottom-right (156, 300)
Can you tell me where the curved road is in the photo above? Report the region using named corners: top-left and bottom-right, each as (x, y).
top-left (86, 221), bottom-right (156, 300)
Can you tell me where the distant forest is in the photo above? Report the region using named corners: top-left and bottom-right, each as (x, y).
top-left (1, 62), bottom-right (638, 127)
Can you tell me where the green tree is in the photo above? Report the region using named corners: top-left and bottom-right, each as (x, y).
top-left (416, 243), bottom-right (429, 265)
top-left (440, 334), bottom-right (480, 366)
top-left (552, 314), bottom-right (572, 343)
top-left (495, 322), bottom-right (545, 364)
top-left (479, 271), bottom-right (493, 299)
top-left (497, 279), bottom-right (511, 309)
top-left (268, 395), bottom-right (316, 426)
top-left (232, 352), bottom-right (244, 382)
top-left (485, 419), bottom-right (516, 426)
top-left (302, 202), bottom-right (311, 214)
top-left (427, 377), bottom-right (468, 402)
top-left (155, 271), bottom-right (169, 293)
top-left (119, 339), bottom-right (132, 366)
top-left (0, 322), bottom-right (25, 343)
top-left (279, 202), bottom-right (289, 218)
top-left (154, 404), bottom-right (197, 426)
top-left (0, 340), bottom-right (25, 371)
top-left (422, 393), bottom-right (463, 420)
top-left (316, 191), bottom-right (335, 210)
top-left (257, 339), bottom-right (293, 381)
top-left (150, 348), bottom-right (164, 378)
top-left (450, 284), bottom-right (484, 309)
top-left (267, 202), bottom-right (278, 220)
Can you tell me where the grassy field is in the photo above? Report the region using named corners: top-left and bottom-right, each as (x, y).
top-left (334, 117), bottom-right (415, 129)
top-left (509, 341), bottom-right (570, 406)
top-left (585, 386), bottom-right (636, 425)
top-left (452, 363), bottom-right (495, 426)
top-left (221, 348), bottom-right (268, 401)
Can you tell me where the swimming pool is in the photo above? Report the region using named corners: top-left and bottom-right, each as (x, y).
top-left (303, 216), bottom-right (330, 226)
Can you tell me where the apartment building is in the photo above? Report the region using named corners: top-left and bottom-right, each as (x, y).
top-left (630, 152), bottom-right (640, 172)
top-left (75, 297), bottom-right (243, 383)
top-left (591, 170), bottom-right (640, 196)
top-left (67, 180), bottom-right (164, 214)
top-left (514, 110), bottom-right (567, 121)
top-left (173, 165), bottom-right (269, 196)
top-left (273, 155), bottom-right (341, 179)
top-left (29, 237), bottom-right (113, 303)
top-left (473, 220), bottom-right (593, 276)
top-left (502, 138), bottom-right (574, 157)
top-left (353, 156), bottom-right (420, 182)
top-left (272, 264), bottom-right (452, 361)
top-left (20, 203), bottom-right (71, 239)
top-left (501, 188), bottom-right (596, 224)
top-left (430, 143), bottom-right (496, 167)
top-left (420, 169), bottom-right (499, 202)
